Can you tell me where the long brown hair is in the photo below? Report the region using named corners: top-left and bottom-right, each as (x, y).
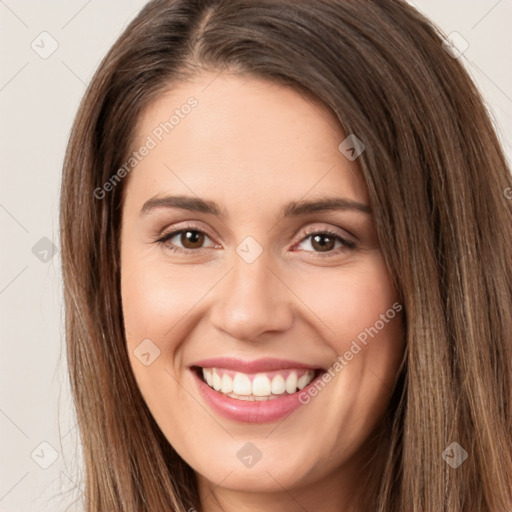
top-left (59, 0), bottom-right (512, 510)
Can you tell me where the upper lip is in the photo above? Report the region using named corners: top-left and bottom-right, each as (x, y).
top-left (190, 357), bottom-right (323, 373)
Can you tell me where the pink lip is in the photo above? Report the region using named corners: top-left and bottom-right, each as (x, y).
top-left (190, 357), bottom-right (322, 373)
top-left (190, 366), bottom-right (325, 424)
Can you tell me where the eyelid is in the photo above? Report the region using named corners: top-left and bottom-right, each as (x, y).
top-left (296, 224), bottom-right (356, 244)
top-left (156, 221), bottom-right (218, 243)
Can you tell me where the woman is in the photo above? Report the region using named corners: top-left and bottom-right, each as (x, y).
top-left (59, 0), bottom-right (512, 510)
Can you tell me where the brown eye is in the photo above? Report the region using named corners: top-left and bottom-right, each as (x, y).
top-left (295, 229), bottom-right (356, 255)
top-left (310, 234), bottom-right (336, 252)
top-left (157, 227), bottom-right (218, 253)
top-left (180, 230), bottom-right (205, 249)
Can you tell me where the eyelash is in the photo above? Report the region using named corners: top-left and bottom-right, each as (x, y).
top-left (155, 223), bottom-right (357, 257)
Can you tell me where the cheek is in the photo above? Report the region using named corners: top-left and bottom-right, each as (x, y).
top-left (290, 253), bottom-right (405, 416)
top-left (120, 252), bottom-right (209, 433)
top-left (293, 255), bottom-right (401, 345)
top-left (121, 250), bottom-right (222, 343)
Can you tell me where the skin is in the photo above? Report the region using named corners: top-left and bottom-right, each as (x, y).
top-left (120, 72), bottom-right (405, 512)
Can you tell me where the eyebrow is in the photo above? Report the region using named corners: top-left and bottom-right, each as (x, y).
top-left (141, 195), bottom-right (224, 216)
top-left (140, 195), bottom-right (371, 218)
top-left (282, 197), bottom-right (371, 216)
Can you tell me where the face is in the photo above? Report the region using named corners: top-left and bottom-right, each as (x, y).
top-left (120, 72), bottom-right (404, 505)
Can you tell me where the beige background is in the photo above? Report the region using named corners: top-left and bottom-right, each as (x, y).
top-left (0, 1), bottom-right (511, 510)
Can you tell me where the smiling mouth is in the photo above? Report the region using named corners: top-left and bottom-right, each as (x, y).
top-left (193, 366), bottom-right (322, 401)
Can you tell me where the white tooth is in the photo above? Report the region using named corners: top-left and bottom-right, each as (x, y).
top-left (285, 372), bottom-right (298, 394)
top-left (212, 369), bottom-right (222, 391)
top-left (252, 373), bottom-right (272, 396)
top-left (271, 374), bottom-right (286, 395)
top-left (233, 372), bottom-right (252, 395)
top-left (221, 373), bottom-right (233, 393)
top-left (203, 368), bottom-right (213, 387)
top-left (254, 396), bottom-right (269, 401)
top-left (297, 371), bottom-right (313, 390)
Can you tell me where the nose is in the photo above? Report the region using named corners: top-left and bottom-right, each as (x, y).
top-left (209, 252), bottom-right (294, 341)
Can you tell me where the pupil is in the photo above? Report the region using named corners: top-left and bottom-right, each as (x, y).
top-left (313, 234), bottom-right (334, 252)
top-left (182, 230), bottom-right (204, 248)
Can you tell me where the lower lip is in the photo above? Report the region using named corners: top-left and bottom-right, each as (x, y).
top-left (192, 368), bottom-right (323, 424)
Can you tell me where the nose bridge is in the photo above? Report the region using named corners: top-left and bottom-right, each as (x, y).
top-left (209, 245), bottom-right (294, 340)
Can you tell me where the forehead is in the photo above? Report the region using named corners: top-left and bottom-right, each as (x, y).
top-left (125, 72), bottom-right (368, 212)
